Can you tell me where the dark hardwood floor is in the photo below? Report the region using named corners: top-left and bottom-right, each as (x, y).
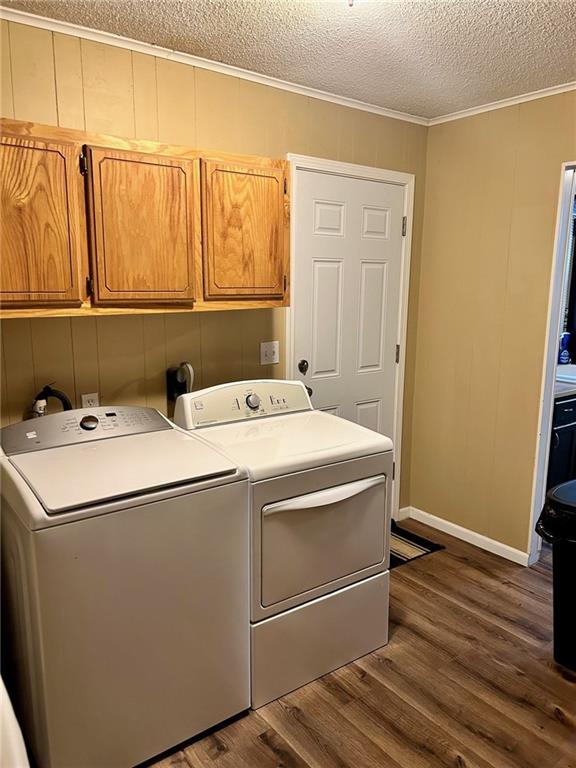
top-left (151, 521), bottom-right (576, 768)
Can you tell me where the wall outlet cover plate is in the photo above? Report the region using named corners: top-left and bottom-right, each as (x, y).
top-left (81, 392), bottom-right (100, 408)
top-left (260, 341), bottom-right (280, 365)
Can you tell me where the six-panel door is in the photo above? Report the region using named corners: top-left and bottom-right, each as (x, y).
top-left (202, 160), bottom-right (288, 299)
top-left (86, 147), bottom-right (199, 305)
top-left (292, 169), bottom-right (405, 439)
top-left (0, 137), bottom-right (85, 306)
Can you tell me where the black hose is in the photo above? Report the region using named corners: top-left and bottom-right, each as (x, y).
top-left (33, 385), bottom-right (73, 411)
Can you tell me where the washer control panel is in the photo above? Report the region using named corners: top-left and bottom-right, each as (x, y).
top-left (0, 406), bottom-right (170, 455)
top-left (174, 380), bottom-right (312, 429)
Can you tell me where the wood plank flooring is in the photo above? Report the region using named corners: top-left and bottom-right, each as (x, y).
top-left (151, 521), bottom-right (576, 768)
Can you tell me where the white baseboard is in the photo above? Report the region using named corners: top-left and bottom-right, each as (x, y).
top-left (398, 506), bottom-right (530, 566)
top-left (396, 506), bottom-right (412, 521)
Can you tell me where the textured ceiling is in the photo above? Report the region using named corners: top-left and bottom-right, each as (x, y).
top-left (4, 0), bottom-right (576, 118)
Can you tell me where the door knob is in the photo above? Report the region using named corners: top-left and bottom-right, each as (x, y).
top-left (305, 386), bottom-right (313, 397)
top-left (298, 359), bottom-right (309, 374)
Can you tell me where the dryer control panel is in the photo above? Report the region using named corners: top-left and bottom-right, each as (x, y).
top-left (174, 380), bottom-right (313, 429)
top-left (0, 406), bottom-right (170, 455)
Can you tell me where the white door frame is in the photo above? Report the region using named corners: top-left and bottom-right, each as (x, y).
top-left (529, 162), bottom-right (576, 564)
top-left (285, 154), bottom-right (415, 519)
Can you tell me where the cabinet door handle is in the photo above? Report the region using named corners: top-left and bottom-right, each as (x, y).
top-left (553, 430), bottom-right (560, 449)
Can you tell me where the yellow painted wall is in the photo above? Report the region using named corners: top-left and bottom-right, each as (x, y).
top-left (0, 19), bottom-right (574, 552)
top-left (0, 21), bottom-right (427, 507)
top-left (411, 92), bottom-right (576, 551)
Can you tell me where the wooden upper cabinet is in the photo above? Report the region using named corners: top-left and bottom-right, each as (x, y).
top-left (0, 118), bottom-right (290, 315)
top-left (201, 160), bottom-right (288, 300)
top-left (85, 146), bottom-right (199, 305)
top-left (0, 137), bottom-right (85, 306)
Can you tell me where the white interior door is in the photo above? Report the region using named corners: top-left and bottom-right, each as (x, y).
top-left (291, 167), bottom-right (406, 443)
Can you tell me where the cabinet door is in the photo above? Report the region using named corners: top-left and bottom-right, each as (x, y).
top-left (0, 137), bottom-right (84, 306)
top-left (86, 147), bottom-right (199, 305)
top-left (202, 160), bottom-right (288, 299)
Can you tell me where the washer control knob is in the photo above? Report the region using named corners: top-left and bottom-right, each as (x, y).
top-left (246, 393), bottom-right (261, 410)
top-left (79, 415), bottom-right (99, 431)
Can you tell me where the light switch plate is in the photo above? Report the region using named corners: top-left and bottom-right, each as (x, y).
top-left (81, 392), bottom-right (100, 408)
top-left (260, 341), bottom-right (280, 365)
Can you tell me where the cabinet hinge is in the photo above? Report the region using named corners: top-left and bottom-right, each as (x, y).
top-left (395, 344), bottom-right (400, 364)
top-left (284, 177), bottom-right (287, 195)
top-left (86, 276), bottom-right (94, 296)
top-left (402, 216), bottom-right (407, 237)
top-left (392, 461), bottom-right (396, 480)
top-left (79, 152), bottom-right (88, 176)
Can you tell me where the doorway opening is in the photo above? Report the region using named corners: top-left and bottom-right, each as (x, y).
top-left (556, 192), bottom-right (576, 380)
top-left (530, 164), bottom-right (576, 563)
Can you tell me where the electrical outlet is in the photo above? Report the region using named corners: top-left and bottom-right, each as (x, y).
top-left (81, 392), bottom-right (100, 408)
top-left (260, 341), bottom-right (280, 365)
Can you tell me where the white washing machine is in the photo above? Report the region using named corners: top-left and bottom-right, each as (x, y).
top-left (0, 406), bottom-right (250, 768)
top-left (174, 380), bottom-right (394, 708)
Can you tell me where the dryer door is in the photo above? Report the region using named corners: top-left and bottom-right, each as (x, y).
top-left (260, 474), bottom-right (387, 608)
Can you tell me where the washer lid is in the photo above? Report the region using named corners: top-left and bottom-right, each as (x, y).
top-left (197, 410), bottom-right (393, 481)
top-left (10, 430), bottom-right (238, 514)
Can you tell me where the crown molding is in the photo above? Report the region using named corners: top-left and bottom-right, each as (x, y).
top-left (2, 6), bottom-right (574, 129)
top-left (0, 6), bottom-right (429, 126)
top-left (429, 80), bottom-right (576, 125)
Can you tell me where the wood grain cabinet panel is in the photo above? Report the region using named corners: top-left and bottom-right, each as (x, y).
top-left (202, 160), bottom-right (288, 299)
top-left (86, 146), bottom-right (199, 305)
top-left (0, 137), bottom-right (84, 306)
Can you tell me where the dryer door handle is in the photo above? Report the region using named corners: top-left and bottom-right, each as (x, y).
top-left (262, 475), bottom-right (385, 517)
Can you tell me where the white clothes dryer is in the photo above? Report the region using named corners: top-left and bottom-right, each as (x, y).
top-left (174, 380), bottom-right (393, 708)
